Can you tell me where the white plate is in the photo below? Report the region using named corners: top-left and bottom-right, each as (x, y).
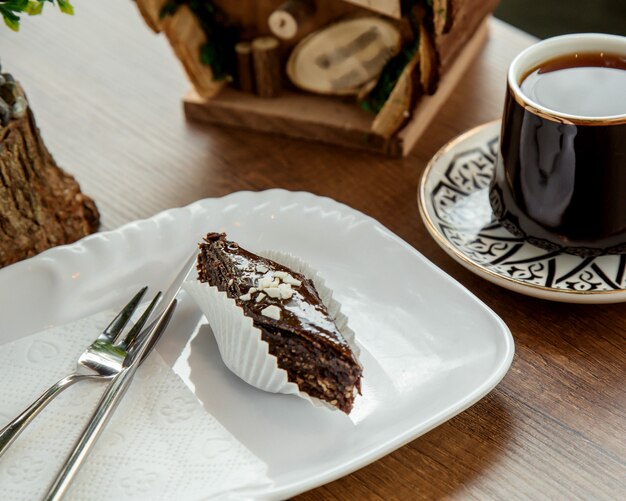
top-left (418, 121), bottom-right (626, 304)
top-left (0, 190), bottom-right (514, 499)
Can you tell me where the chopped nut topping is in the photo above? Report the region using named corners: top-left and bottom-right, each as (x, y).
top-left (255, 292), bottom-right (266, 303)
top-left (249, 287), bottom-right (257, 294)
top-left (265, 287), bottom-right (281, 298)
top-left (278, 283), bottom-right (294, 299)
top-left (239, 293), bottom-right (251, 301)
top-left (256, 264), bottom-right (269, 273)
top-left (228, 279), bottom-right (234, 286)
top-left (255, 269), bottom-right (298, 300)
top-left (283, 274), bottom-right (302, 287)
top-left (258, 276), bottom-right (273, 289)
top-left (261, 304), bottom-right (281, 320)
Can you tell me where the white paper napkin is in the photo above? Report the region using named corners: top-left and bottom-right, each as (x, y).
top-left (0, 311), bottom-right (270, 501)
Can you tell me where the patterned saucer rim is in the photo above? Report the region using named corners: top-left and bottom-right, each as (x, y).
top-left (418, 119), bottom-right (626, 304)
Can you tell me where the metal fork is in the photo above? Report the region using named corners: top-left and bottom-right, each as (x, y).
top-left (0, 287), bottom-right (162, 457)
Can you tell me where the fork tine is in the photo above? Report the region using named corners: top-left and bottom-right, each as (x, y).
top-left (100, 287), bottom-right (148, 342)
top-left (116, 291), bottom-right (162, 350)
top-left (125, 299), bottom-right (178, 367)
top-left (138, 299), bottom-right (177, 360)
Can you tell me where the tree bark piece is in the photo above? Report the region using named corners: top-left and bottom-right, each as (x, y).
top-left (235, 42), bottom-right (255, 93)
top-left (162, 5), bottom-right (225, 98)
top-left (268, 0), bottom-right (316, 40)
top-left (419, 18), bottom-right (439, 94)
top-left (435, 0), bottom-right (500, 74)
top-left (0, 86), bottom-right (99, 269)
top-left (370, 45), bottom-right (421, 138)
top-left (252, 37), bottom-right (282, 98)
top-left (433, 0), bottom-right (452, 35)
top-left (135, 0), bottom-right (168, 33)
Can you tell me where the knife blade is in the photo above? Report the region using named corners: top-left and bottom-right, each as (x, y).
top-left (43, 251), bottom-right (197, 501)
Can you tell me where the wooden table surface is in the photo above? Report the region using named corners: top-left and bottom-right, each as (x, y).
top-left (1, 2), bottom-right (624, 499)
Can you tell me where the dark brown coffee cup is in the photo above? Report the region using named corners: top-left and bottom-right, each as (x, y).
top-left (489, 34), bottom-right (626, 256)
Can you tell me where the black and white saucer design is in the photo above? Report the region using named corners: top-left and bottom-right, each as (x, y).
top-left (418, 120), bottom-right (626, 304)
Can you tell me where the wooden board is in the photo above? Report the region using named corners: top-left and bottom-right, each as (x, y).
top-left (184, 19), bottom-right (489, 157)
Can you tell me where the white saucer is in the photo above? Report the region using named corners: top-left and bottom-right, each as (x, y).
top-left (418, 120), bottom-right (626, 304)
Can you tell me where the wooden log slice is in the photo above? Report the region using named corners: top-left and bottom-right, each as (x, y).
top-left (235, 42), bottom-right (255, 93)
top-left (252, 36), bottom-right (282, 98)
top-left (268, 0), bottom-right (316, 40)
top-left (287, 17), bottom-right (401, 96)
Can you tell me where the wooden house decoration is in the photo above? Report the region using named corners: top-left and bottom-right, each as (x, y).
top-left (135, 0), bottom-right (498, 156)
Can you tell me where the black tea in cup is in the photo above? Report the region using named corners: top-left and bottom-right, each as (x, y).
top-left (490, 34), bottom-right (626, 256)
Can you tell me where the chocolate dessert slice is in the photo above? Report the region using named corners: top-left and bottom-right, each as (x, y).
top-left (197, 232), bottom-right (362, 413)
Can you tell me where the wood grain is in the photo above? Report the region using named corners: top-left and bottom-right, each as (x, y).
top-left (0, 2), bottom-right (624, 499)
top-left (161, 4), bottom-right (224, 98)
top-left (251, 36), bottom-right (282, 97)
top-left (214, 0), bottom-right (359, 50)
top-left (268, 0), bottom-right (317, 40)
top-left (184, 21), bottom-right (488, 156)
top-left (0, 91), bottom-right (99, 267)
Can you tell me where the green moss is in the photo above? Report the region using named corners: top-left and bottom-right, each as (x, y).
top-left (361, 41), bottom-right (419, 114)
top-left (362, 1), bottom-right (425, 113)
top-left (160, 0), bottom-right (237, 81)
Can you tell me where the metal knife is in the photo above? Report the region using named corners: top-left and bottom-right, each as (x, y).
top-left (44, 251), bottom-right (197, 501)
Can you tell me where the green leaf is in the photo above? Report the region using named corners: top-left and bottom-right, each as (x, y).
top-left (0, 6), bottom-right (22, 31)
top-left (0, 0), bottom-right (73, 30)
top-left (25, 1), bottom-right (44, 15)
top-left (2, 0), bottom-right (30, 10)
top-left (56, 0), bottom-right (73, 15)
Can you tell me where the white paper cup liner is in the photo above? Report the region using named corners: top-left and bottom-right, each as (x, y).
top-left (183, 250), bottom-right (360, 411)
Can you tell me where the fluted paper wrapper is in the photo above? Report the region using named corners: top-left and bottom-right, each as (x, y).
top-left (183, 250), bottom-right (360, 410)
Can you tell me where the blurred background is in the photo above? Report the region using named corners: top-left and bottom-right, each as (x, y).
top-left (495, 0), bottom-right (626, 38)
